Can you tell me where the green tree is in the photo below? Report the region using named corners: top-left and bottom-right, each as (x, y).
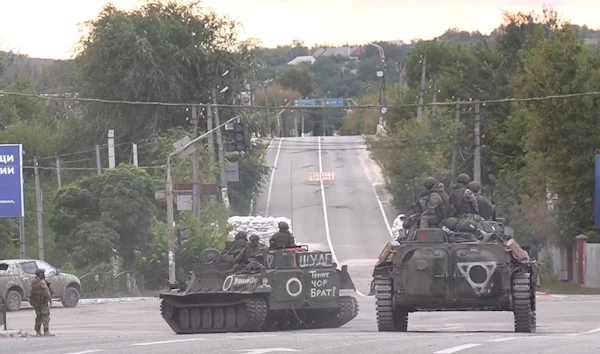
top-left (276, 66), bottom-right (315, 97)
top-left (50, 164), bottom-right (157, 271)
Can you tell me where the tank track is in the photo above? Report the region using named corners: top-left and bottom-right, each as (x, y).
top-left (161, 296), bottom-right (358, 334)
top-left (375, 277), bottom-right (408, 332)
top-left (512, 272), bottom-right (536, 333)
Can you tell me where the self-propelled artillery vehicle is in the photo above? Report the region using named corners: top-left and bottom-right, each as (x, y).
top-left (160, 246), bottom-right (359, 334)
top-left (372, 219), bottom-right (539, 333)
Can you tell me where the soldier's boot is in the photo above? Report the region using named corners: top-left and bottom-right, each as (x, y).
top-left (43, 327), bottom-right (55, 337)
top-left (35, 330), bottom-right (42, 337)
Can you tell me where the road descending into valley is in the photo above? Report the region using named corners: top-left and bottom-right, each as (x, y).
top-left (254, 136), bottom-right (398, 293)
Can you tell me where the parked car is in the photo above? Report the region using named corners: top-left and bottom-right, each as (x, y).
top-left (0, 259), bottom-right (82, 311)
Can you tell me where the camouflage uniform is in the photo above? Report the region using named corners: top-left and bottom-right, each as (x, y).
top-left (269, 221), bottom-right (295, 249)
top-left (448, 173), bottom-right (478, 217)
top-left (467, 181), bottom-right (494, 220)
top-left (228, 235), bottom-right (263, 275)
top-left (30, 269), bottom-right (54, 337)
top-left (420, 177), bottom-right (448, 228)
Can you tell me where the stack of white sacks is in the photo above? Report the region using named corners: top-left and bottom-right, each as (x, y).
top-left (227, 216), bottom-right (294, 245)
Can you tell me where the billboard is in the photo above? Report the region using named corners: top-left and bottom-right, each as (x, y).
top-left (0, 144), bottom-right (24, 218)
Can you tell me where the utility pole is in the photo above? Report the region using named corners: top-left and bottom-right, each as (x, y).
top-left (451, 98), bottom-right (460, 182)
top-left (212, 87), bottom-right (227, 189)
top-left (95, 145), bottom-right (102, 175)
top-left (19, 216), bottom-right (25, 259)
top-left (34, 157), bottom-right (44, 261)
top-left (294, 113), bottom-right (299, 137)
top-left (301, 110), bottom-right (305, 137)
top-left (108, 129), bottom-right (115, 168)
top-left (473, 101), bottom-right (482, 185)
top-left (432, 80), bottom-right (438, 121)
top-left (55, 155), bottom-right (62, 189)
top-left (132, 143), bottom-right (138, 167)
top-left (206, 104), bottom-right (216, 166)
top-left (417, 56), bottom-right (427, 121)
top-left (191, 105), bottom-right (201, 227)
top-left (397, 61), bottom-right (404, 103)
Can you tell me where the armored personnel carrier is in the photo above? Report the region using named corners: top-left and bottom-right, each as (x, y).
top-left (372, 220), bottom-right (539, 333)
top-left (160, 246), bottom-right (359, 334)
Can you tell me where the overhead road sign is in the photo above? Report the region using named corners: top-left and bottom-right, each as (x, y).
top-left (324, 98), bottom-right (344, 107)
top-left (295, 99), bottom-right (316, 107)
top-left (0, 144), bottom-right (24, 218)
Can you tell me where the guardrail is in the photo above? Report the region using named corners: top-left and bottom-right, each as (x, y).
top-left (79, 271), bottom-right (146, 298)
top-left (0, 294), bottom-right (6, 330)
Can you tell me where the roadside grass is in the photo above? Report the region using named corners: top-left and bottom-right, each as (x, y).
top-left (540, 274), bottom-right (600, 294)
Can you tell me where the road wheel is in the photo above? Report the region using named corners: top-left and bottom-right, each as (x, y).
top-left (513, 272), bottom-right (536, 333)
top-left (61, 286), bottom-right (80, 308)
top-left (6, 289), bottom-right (22, 311)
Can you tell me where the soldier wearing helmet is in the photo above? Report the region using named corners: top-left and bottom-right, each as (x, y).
top-left (269, 221), bottom-right (296, 250)
top-left (224, 231), bottom-right (248, 259)
top-left (419, 177), bottom-right (448, 228)
top-left (467, 181), bottom-right (495, 220)
top-left (449, 173), bottom-right (479, 217)
top-left (30, 268), bottom-right (54, 337)
top-left (233, 234), bottom-right (263, 264)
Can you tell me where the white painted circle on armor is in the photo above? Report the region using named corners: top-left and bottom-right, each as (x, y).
top-left (286, 277), bottom-right (302, 297)
top-left (222, 275), bottom-right (234, 291)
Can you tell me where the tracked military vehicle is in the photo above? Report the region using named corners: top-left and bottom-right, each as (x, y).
top-left (160, 246), bottom-right (359, 334)
top-left (372, 220), bottom-right (539, 333)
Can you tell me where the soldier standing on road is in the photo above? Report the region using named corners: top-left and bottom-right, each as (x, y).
top-left (269, 221), bottom-right (296, 249)
top-left (30, 269), bottom-right (54, 337)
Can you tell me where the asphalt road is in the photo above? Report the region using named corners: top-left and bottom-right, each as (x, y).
top-left (254, 136), bottom-right (398, 293)
top-left (3, 135), bottom-right (600, 353)
top-left (3, 296), bottom-right (600, 353)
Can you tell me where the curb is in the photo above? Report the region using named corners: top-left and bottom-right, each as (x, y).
top-left (79, 297), bottom-right (158, 305)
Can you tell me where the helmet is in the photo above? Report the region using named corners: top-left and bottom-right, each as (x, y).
top-left (423, 176), bottom-right (438, 190)
top-left (467, 181), bottom-right (481, 193)
top-left (235, 231), bottom-right (248, 241)
top-left (457, 219), bottom-right (478, 233)
top-left (443, 217), bottom-right (459, 231)
top-left (224, 240), bottom-right (233, 248)
top-left (250, 234), bottom-right (260, 242)
top-left (456, 173), bottom-right (470, 185)
top-left (35, 268), bottom-right (45, 277)
top-left (278, 221), bottom-right (289, 231)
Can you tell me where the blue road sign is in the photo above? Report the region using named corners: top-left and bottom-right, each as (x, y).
top-left (324, 98), bottom-right (344, 107)
top-left (0, 144), bottom-right (24, 218)
top-left (295, 99), bottom-right (316, 107)
top-left (594, 154), bottom-right (600, 229)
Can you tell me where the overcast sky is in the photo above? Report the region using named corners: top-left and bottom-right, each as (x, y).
top-left (1, 0), bottom-right (599, 59)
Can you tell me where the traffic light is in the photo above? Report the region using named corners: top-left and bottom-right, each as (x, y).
top-left (226, 122), bottom-right (246, 152)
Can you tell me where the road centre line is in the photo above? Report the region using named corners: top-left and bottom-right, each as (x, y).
top-left (583, 326), bottom-right (600, 334)
top-left (265, 138), bottom-right (283, 216)
top-left (63, 350), bottom-right (104, 354)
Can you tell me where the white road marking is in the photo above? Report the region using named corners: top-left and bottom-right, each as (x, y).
top-left (131, 338), bottom-right (205, 346)
top-left (317, 137), bottom-right (338, 265)
top-left (63, 351), bottom-right (104, 354)
top-left (434, 343), bottom-right (481, 353)
top-left (583, 326), bottom-right (600, 334)
top-left (427, 325), bottom-right (464, 331)
top-left (486, 337), bottom-right (520, 342)
top-left (237, 348), bottom-right (299, 354)
top-left (265, 138), bottom-right (283, 216)
top-left (371, 183), bottom-right (393, 237)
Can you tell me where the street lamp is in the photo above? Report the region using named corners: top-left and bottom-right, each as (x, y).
top-left (369, 43), bottom-right (387, 127)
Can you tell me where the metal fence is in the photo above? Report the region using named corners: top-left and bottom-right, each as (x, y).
top-left (79, 271), bottom-right (146, 298)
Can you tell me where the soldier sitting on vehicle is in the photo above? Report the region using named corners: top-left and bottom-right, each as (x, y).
top-left (226, 235), bottom-right (264, 275)
top-left (467, 181), bottom-right (495, 221)
top-left (269, 221), bottom-right (296, 249)
top-left (222, 231), bottom-right (248, 262)
top-left (419, 177), bottom-right (448, 228)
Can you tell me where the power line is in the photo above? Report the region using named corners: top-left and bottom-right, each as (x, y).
top-left (2, 90), bottom-right (600, 109)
